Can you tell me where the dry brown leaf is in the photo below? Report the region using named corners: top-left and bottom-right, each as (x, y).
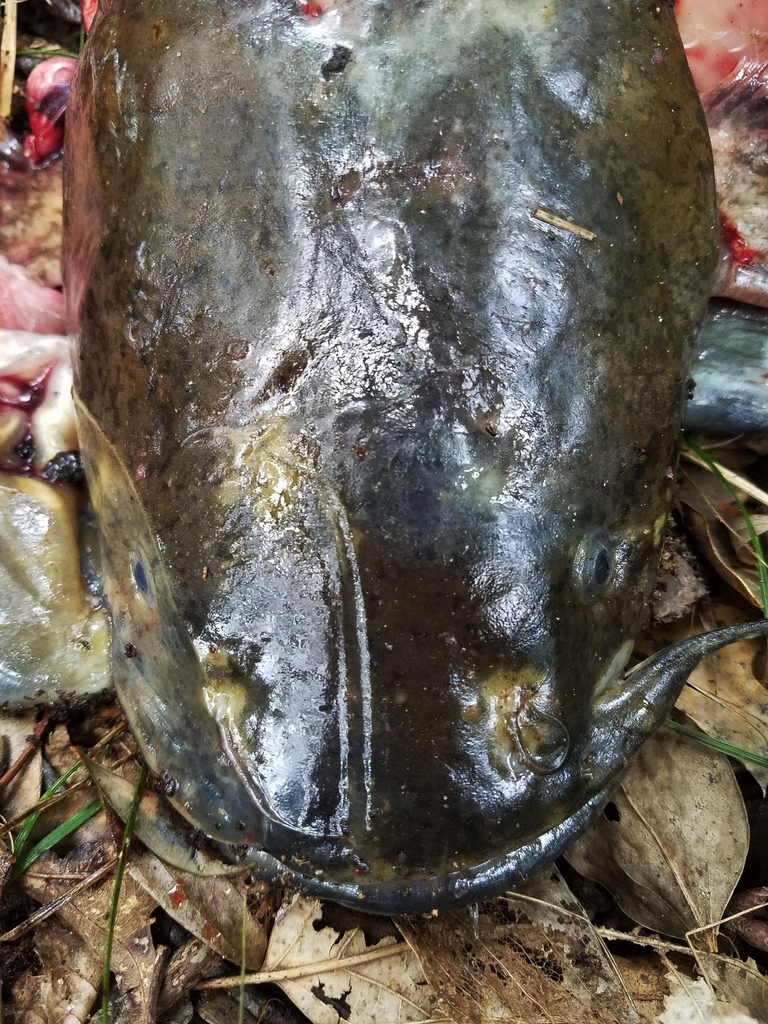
top-left (504, 868), bottom-right (642, 1019)
top-left (260, 895), bottom-right (446, 1024)
top-left (611, 950), bottom-right (671, 1022)
top-left (566, 729), bottom-right (748, 939)
top-left (658, 975), bottom-right (759, 1024)
top-left (400, 868), bottom-right (642, 1024)
top-left (195, 987), bottom-right (300, 1024)
top-left (155, 937), bottom-right (221, 1018)
top-left (679, 465), bottom-right (763, 607)
top-left (0, 708), bottom-right (42, 822)
top-left (23, 724), bottom-right (113, 851)
top-left (21, 849), bottom-right (162, 1021)
top-left (696, 952), bottom-right (768, 1022)
top-left (677, 603), bottom-right (768, 792)
top-left (43, 721), bottom-right (80, 776)
top-left (650, 529), bottom-right (708, 625)
top-left (128, 847), bottom-right (274, 970)
top-left (10, 917), bottom-right (101, 1024)
top-left (0, 836), bottom-right (13, 903)
top-left (11, 917), bottom-right (102, 1024)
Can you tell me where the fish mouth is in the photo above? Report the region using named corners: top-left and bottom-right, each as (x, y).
top-left (197, 631), bottom-right (650, 890)
top-left (237, 786), bottom-right (614, 916)
top-left (229, 617), bottom-right (768, 914)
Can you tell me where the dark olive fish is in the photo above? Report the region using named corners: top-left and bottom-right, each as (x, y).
top-left (63, 0), bottom-right (768, 913)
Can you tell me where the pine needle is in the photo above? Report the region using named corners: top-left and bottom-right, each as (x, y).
top-left (665, 720), bottom-right (768, 770)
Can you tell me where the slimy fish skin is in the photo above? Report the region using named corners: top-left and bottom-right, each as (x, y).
top-left (58, 0), bottom-right (767, 912)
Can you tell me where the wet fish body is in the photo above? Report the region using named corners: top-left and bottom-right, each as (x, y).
top-left (689, 302), bottom-right (768, 434)
top-left (61, 0), bottom-right (766, 911)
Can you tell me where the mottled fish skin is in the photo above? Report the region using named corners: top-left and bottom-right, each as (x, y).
top-left (65, 0), bottom-right (719, 909)
top-left (689, 301), bottom-right (768, 434)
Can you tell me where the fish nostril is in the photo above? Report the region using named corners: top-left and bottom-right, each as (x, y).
top-left (510, 695), bottom-right (570, 774)
top-left (486, 676), bottom-right (570, 778)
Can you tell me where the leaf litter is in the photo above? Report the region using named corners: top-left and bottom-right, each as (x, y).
top-left (565, 728), bottom-right (749, 940)
top-left (399, 867), bottom-right (640, 1024)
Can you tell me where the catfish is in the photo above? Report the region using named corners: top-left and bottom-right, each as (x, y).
top-left (56, 0), bottom-right (768, 912)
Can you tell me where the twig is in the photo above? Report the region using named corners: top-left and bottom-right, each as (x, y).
top-left (532, 207), bottom-right (596, 241)
top-left (595, 927), bottom-right (692, 954)
top-left (0, 858), bottom-right (117, 942)
top-left (0, 0), bottom-right (18, 119)
top-left (0, 710), bottom-right (52, 790)
top-left (197, 942), bottom-right (407, 989)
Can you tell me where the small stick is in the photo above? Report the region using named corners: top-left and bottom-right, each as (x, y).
top-left (0, 0), bottom-right (18, 119)
top-left (0, 710), bottom-right (52, 790)
top-left (0, 859), bottom-right (118, 942)
top-left (532, 207), bottom-right (597, 241)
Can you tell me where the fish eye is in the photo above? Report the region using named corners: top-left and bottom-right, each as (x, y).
top-left (131, 550), bottom-right (156, 607)
top-left (572, 528), bottom-right (615, 601)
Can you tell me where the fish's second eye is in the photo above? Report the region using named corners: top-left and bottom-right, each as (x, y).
top-left (572, 529), bottom-right (614, 601)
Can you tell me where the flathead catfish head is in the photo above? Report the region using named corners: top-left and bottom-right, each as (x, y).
top-left (65, 0), bottom-right (731, 910)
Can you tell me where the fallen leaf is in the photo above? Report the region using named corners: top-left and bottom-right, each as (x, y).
top-left (10, 917), bottom-right (101, 1024)
top-left (155, 937), bottom-right (221, 1018)
top-left (650, 528), bottom-right (709, 625)
top-left (677, 604), bottom-right (768, 792)
top-left (659, 975), bottom-right (758, 1024)
top-left (21, 848), bottom-right (162, 1020)
top-left (128, 847), bottom-right (274, 969)
top-left (0, 709), bottom-right (42, 823)
top-left (43, 722), bottom-right (80, 775)
top-left (504, 868), bottom-right (642, 1020)
top-left (696, 952), bottom-right (768, 1023)
top-left (196, 986), bottom-right (306, 1024)
top-left (611, 949), bottom-right (671, 1022)
top-left (0, 837), bottom-right (13, 903)
top-left (566, 729), bottom-right (748, 939)
top-left (679, 464), bottom-right (764, 607)
top-left (260, 896), bottom-right (445, 1024)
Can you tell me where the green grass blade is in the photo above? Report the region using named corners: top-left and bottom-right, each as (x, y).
top-left (13, 759), bottom-right (84, 856)
top-left (687, 439), bottom-right (768, 616)
top-left (9, 798), bottom-right (102, 881)
top-left (101, 763), bottom-right (147, 1024)
top-left (665, 720), bottom-right (768, 769)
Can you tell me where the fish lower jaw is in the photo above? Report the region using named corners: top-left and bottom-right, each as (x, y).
top-left (234, 786), bottom-right (615, 915)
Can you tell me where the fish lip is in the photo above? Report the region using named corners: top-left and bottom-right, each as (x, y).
top-left (240, 784), bottom-right (615, 915)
